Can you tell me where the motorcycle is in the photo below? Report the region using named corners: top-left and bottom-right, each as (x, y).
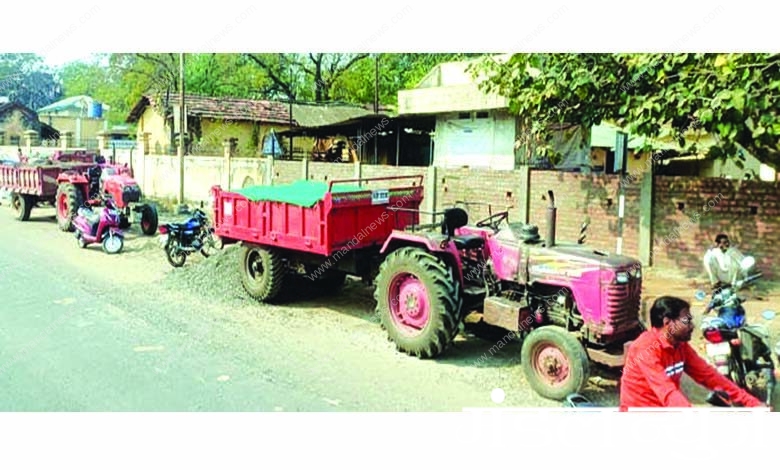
top-left (158, 209), bottom-right (221, 267)
top-left (698, 256), bottom-right (778, 405)
top-left (563, 393), bottom-right (598, 408)
top-left (73, 197), bottom-right (124, 254)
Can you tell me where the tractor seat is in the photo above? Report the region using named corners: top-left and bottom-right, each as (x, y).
top-left (453, 234), bottom-right (485, 250)
top-left (442, 207), bottom-right (485, 250)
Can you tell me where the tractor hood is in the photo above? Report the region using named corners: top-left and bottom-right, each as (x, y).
top-left (529, 243), bottom-right (640, 272)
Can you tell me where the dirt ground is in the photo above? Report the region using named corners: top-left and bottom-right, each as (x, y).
top-left (4, 201), bottom-right (779, 408)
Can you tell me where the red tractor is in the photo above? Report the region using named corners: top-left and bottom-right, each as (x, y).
top-left (1, 151), bottom-right (158, 235)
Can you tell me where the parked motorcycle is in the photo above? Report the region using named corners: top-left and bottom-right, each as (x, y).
top-left (158, 209), bottom-right (221, 267)
top-left (73, 197), bottom-right (124, 254)
top-left (699, 256), bottom-right (777, 405)
top-left (563, 393), bottom-right (597, 408)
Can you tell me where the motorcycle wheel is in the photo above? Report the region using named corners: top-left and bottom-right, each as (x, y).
top-left (102, 234), bottom-right (124, 255)
top-left (76, 233), bottom-right (88, 249)
top-left (166, 243), bottom-right (187, 268)
top-left (200, 231), bottom-right (222, 258)
top-left (728, 354), bottom-right (747, 388)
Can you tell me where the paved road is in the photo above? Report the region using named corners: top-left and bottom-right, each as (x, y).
top-left (0, 206), bottom-right (572, 411)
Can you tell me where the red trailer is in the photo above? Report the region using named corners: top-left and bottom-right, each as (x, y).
top-left (211, 176), bottom-right (425, 297)
top-left (213, 176), bottom-right (424, 257)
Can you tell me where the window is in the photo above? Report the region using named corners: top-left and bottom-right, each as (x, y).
top-left (458, 112), bottom-right (471, 120)
top-left (476, 111), bottom-right (489, 119)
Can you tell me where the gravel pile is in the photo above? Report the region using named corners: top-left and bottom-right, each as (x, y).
top-left (162, 244), bottom-right (251, 306)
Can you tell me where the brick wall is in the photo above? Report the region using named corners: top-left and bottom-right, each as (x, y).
top-left (652, 176), bottom-right (780, 278)
top-left (528, 171), bottom-right (642, 258)
top-left (438, 168), bottom-right (526, 223)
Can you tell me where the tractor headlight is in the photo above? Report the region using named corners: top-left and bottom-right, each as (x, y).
top-left (616, 272), bottom-right (629, 284)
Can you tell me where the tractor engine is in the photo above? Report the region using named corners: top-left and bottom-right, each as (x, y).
top-left (102, 171), bottom-right (142, 207)
top-left (528, 285), bottom-right (583, 330)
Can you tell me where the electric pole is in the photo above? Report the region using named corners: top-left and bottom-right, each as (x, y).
top-left (178, 52), bottom-right (186, 208)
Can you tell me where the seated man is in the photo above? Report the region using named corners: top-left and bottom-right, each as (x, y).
top-left (703, 233), bottom-right (744, 289)
top-left (619, 296), bottom-right (763, 408)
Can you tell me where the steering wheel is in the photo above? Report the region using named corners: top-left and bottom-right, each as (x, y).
top-left (475, 211), bottom-right (509, 231)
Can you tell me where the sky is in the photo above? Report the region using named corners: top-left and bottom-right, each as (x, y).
top-left (5, 0), bottom-right (777, 68)
top-left (41, 53), bottom-right (104, 69)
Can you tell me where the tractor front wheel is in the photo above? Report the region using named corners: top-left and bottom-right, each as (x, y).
top-left (139, 205), bottom-right (159, 235)
top-left (521, 326), bottom-right (590, 401)
top-left (56, 183), bottom-right (83, 232)
top-left (374, 247), bottom-right (461, 359)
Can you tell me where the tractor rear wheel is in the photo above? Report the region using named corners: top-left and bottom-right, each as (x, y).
top-left (241, 245), bottom-right (286, 303)
top-left (521, 325), bottom-right (590, 401)
top-left (11, 193), bottom-right (33, 221)
top-left (56, 183), bottom-right (83, 232)
top-left (374, 247), bottom-right (462, 359)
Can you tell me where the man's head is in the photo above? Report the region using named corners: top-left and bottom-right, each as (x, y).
top-left (715, 233), bottom-right (730, 253)
top-left (649, 296), bottom-right (694, 344)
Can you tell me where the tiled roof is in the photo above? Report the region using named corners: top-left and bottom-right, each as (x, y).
top-left (126, 94), bottom-right (393, 129)
top-left (127, 94), bottom-right (293, 124)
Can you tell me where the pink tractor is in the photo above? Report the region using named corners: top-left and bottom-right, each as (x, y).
top-left (213, 179), bottom-right (643, 401)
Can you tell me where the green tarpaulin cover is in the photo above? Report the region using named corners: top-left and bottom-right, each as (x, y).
top-left (234, 180), bottom-right (364, 207)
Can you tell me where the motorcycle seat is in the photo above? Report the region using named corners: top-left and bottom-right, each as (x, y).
top-left (78, 208), bottom-right (101, 225)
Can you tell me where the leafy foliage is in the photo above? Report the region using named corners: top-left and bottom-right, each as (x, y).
top-left (0, 53), bottom-right (62, 110)
top-left (331, 53), bottom-right (484, 106)
top-left (244, 53), bottom-right (370, 102)
top-left (473, 53), bottom-right (780, 169)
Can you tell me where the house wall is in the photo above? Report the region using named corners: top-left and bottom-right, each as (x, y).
top-left (137, 106), bottom-right (291, 157)
top-left (41, 115), bottom-right (106, 144)
top-left (199, 119), bottom-right (257, 156)
top-left (590, 147), bottom-right (654, 174)
top-left (137, 107), bottom-right (169, 155)
top-left (433, 110), bottom-right (515, 170)
top-left (398, 85), bottom-right (509, 115)
top-left (0, 108), bottom-right (41, 145)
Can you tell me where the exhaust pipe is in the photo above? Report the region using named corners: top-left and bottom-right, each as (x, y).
top-left (546, 190), bottom-right (556, 248)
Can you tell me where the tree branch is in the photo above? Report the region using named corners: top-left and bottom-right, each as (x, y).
top-left (245, 53), bottom-right (294, 98)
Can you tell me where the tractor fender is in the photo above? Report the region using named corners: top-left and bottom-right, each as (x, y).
top-left (380, 231), bottom-right (464, 284)
top-left (56, 172), bottom-right (88, 185)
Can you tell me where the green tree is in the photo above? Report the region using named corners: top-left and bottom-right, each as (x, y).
top-left (474, 53), bottom-right (780, 168)
top-left (60, 56), bottom-right (129, 124)
top-left (0, 53), bottom-right (62, 110)
top-left (332, 53), bottom-right (486, 106)
top-left (244, 53), bottom-right (370, 102)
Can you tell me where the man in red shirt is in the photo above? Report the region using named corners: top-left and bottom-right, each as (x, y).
top-left (620, 295), bottom-right (764, 408)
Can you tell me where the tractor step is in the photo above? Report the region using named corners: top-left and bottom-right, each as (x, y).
top-left (464, 286), bottom-right (486, 296)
